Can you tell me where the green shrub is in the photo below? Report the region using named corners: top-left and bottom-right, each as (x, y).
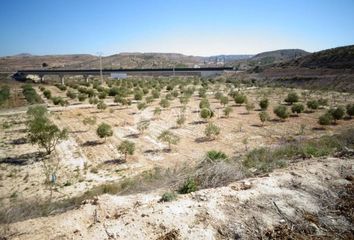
top-left (51, 96), bottom-right (64, 105)
top-left (318, 98), bottom-right (328, 106)
top-left (134, 91), bottom-right (143, 101)
top-left (78, 93), bottom-right (88, 102)
top-left (199, 98), bottom-right (210, 109)
top-left (159, 99), bottom-right (170, 108)
top-left (179, 178), bottom-right (197, 194)
top-left (66, 90), bottom-right (77, 99)
top-left (259, 111), bottom-right (270, 125)
top-left (346, 104), bottom-right (354, 118)
top-left (291, 103), bottom-right (304, 115)
top-left (273, 105), bottom-right (289, 120)
top-left (89, 97), bottom-right (99, 105)
top-left (204, 122), bottom-right (220, 140)
top-left (200, 108), bottom-right (213, 121)
top-left (160, 191), bottom-right (177, 202)
top-left (223, 106), bottom-right (233, 117)
top-left (98, 92), bottom-right (107, 99)
top-left (55, 84), bottom-right (67, 91)
top-left (97, 101), bottom-right (107, 110)
top-left (318, 113), bottom-right (333, 125)
top-left (198, 88), bottom-right (206, 98)
top-left (206, 150), bottom-right (228, 162)
top-left (329, 106), bottom-right (345, 122)
top-left (234, 93), bottom-right (247, 105)
top-left (307, 100), bottom-right (319, 110)
top-left (220, 96), bottom-right (229, 106)
top-left (284, 92), bottom-right (299, 104)
top-left (137, 102), bottom-right (147, 110)
top-left (259, 98), bottom-right (269, 110)
top-left (43, 89), bottom-right (51, 99)
top-left (0, 85), bottom-right (10, 105)
top-left (96, 123), bottom-right (113, 141)
top-left (117, 140), bottom-right (135, 161)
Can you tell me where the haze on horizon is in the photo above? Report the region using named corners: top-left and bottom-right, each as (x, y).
top-left (0, 0), bottom-right (353, 57)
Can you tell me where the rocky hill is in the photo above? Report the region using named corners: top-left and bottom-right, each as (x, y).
top-left (253, 45), bottom-right (354, 92)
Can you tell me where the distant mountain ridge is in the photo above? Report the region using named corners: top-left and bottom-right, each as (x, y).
top-left (2, 46), bottom-right (351, 71)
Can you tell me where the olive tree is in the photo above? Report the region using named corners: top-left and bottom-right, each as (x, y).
top-left (329, 106), bottom-right (345, 123)
top-left (291, 103), bottom-right (304, 115)
top-left (27, 106), bottom-right (68, 155)
top-left (137, 119), bottom-right (150, 134)
top-left (245, 102), bottom-right (255, 113)
top-left (273, 105), bottom-right (289, 121)
top-left (285, 92), bottom-right (299, 104)
top-left (83, 116), bottom-right (96, 131)
top-left (259, 98), bottom-right (269, 110)
top-left (220, 96), bottom-right (229, 106)
top-left (117, 140), bottom-right (135, 162)
top-left (97, 100), bottom-right (107, 111)
top-left (96, 123), bottom-right (113, 142)
top-left (307, 100), bottom-right (319, 111)
top-left (223, 106), bottom-right (233, 118)
top-left (176, 114), bottom-right (186, 127)
top-left (259, 111), bottom-right (270, 126)
top-left (159, 99), bottom-right (170, 109)
top-left (27, 106), bottom-right (68, 185)
top-left (158, 130), bottom-right (180, 150)
top-left (154, 107), bottom-right (162, 119)
top-left (347, 104), bottom-right (354, 118)
top-left (199, 98), bottom-right (210, 109)
top-left (234, 93), bottom-right (247, 105)
top-left (200, 108), bottom-right (213, 122)
top-left (204, 122), bottom-right (220, 140)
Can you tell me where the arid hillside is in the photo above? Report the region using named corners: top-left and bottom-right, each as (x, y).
top-left (0, 54), bottom-right (98, 71)
top-left (252, 45), bottom-right (354, 92)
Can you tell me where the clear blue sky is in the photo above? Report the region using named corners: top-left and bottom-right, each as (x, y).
top-left (0, 0), bottom-right (353, 56)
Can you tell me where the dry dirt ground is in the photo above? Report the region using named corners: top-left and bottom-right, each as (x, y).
top-left (3, 157), bottom-right (354, 239)
top-left (0, 85), bottom-right (353, 207)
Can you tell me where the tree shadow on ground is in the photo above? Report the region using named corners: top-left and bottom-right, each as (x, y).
top-left (104, 158), bottom-right (125, 165)
top-left (10, 137), bottom-right (27, 145)
top-left (195, 137), bottom-right (213, 143)
top-left (125, 133), bottom-right (140, 138)
top-left (189, 120), bottom-right (205, 125)
top-left (239, 112), bottom-right (249, 116)
top-left (0, 151), bottom-right (44, 165)
top-left (81, 140), bottom-right (103, 147)
top-left (69, 130), bottom-right (87, 134)
top-left (250, 124), bottom-right (263, 128)
top-left (312, 127), bottom-right (326, 131)
top-left (144, 149), bottom-right (160, 154)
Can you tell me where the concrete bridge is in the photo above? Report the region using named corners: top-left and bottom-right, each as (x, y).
top-left (13, 67), bottom-right (234, 85)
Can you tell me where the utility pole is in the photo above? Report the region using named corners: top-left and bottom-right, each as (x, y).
top-left (99, 54), bottom-right (103, 84)
top-left (97, 52), bottom-right (103, 84)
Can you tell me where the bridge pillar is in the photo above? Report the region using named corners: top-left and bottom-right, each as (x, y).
top-left (39, 75), bottom-right (44, 83)
top-left (84, 75), bottom-right (89, 83)
top-left (60, 75), bottom-right (65, 85)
